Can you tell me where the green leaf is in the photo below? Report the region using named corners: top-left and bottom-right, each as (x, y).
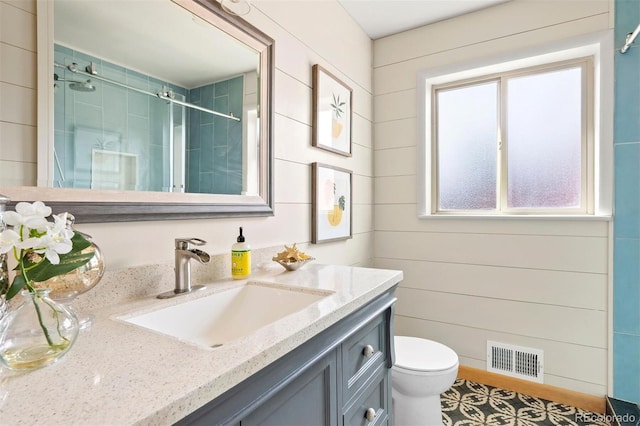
top-left (331, 93), bottom-right (345, 118)
top-left (71, 232), bottom-right (92, 253)
top-left (2, 230), bottom-right (95, 299)
top-left (338, 195), bottom-right (346, 211)
top-left (6, 274), bottom-right (27, 300)
top-left (28, 232), bottom-right (93, 281)
top-left (27, 251), bottom-right (95, 283)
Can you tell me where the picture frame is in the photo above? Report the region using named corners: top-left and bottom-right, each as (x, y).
top-left (311, 162), bottom-right (352, 243)
top-left (312, 64), bottom-right (353, 157)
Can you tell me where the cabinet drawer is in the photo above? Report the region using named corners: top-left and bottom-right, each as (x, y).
top-left (342, 312), bottom-right (387, 403)
top-left (343, 365), bottom-right (388, 426)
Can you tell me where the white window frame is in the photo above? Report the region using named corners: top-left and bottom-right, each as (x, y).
top-left (417, 31), bottom-right (614, 219)
top-left (432, 58), bottom-right (592, 215)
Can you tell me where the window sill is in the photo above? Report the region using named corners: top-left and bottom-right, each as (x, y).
top-left (418, 214), bottom-right (612, 221)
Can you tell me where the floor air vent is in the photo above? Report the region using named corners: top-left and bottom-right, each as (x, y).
top-left (487, 341), bottom-right (544, 383)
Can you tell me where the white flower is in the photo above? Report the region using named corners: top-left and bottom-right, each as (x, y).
top-left (31, 214), bottom-right (74, 265)
top-left (0, 229), bottom-right (20, 254)
top-left (2, 201), bottom-right (51, 231)
top-left (16, 236), bottom-right (42, 251)
top-left (0, 201), bottom-right (95, 307)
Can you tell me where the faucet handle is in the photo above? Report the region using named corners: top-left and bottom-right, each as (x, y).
top-left (175, 238), bottom-right (207, 250)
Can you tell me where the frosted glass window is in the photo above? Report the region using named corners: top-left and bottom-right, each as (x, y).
top-left (431, 59), bottom-right (589, 215)
top-left (436, 82), bottom-right (498, 210)
top-left (506, 67), bottom-right (582, 209)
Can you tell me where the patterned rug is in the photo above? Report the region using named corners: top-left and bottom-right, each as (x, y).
top-left (442, 379), bottom-right (610, 426)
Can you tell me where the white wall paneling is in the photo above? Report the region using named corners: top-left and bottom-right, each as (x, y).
top-left (0, 0), bottom-right (37, 186)
top-left (372, 0), bottom-right (612, 396)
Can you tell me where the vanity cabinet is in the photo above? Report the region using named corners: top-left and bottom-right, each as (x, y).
top-left (177, 288), bottom-right (396, 426)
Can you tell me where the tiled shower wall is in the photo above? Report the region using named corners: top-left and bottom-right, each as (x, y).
top-left (187, 76), bottom-right (244, 194)
top-left (613, 0), bottom-right (640, 404)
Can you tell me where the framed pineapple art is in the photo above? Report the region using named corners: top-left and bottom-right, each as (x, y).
top-left (312, 64), bottom-right (352, 156)
top-left (311, 163), bottom-right (352, 243)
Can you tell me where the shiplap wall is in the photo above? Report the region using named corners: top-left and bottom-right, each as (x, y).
top-left (0, 0), bottom-right (374, 270)
top-left (0, 0), bottom-right (37, 186)
top-left (373, 0), bottom-right (612, 395)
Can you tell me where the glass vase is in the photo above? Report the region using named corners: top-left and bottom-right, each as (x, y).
top-left (32, 216), bottom-right (105, 329)
top-left (0, 289), bottom-right (79, 371)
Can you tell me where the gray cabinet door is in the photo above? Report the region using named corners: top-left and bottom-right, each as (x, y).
top-left (241, 350), bottom-right (338, 426)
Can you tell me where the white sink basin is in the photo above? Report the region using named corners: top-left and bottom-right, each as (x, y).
top-left (119, 282), bottom-right (332, 348)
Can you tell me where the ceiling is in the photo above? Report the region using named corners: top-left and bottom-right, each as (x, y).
top-left (338, 0), bottom-right (511, 39)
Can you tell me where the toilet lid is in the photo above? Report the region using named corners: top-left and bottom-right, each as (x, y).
top-left (394, 336), bottom-right (458, 372)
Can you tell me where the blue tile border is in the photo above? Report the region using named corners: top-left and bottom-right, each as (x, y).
top-left (614, 0), bottom-right (640, 154)
top-left (613, 238), bottom-right (640, 335)
top-left (613, 0), bottom-right (640, 404)
top-left (613, 333), bottom-right (640, 403)
top-left (614, 143), bottom-right (640, 238)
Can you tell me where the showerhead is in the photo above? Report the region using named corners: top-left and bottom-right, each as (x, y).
top-left (53, 73), bottom-right (96, 92)
top-left (68, 80), bottom-right (96, 92)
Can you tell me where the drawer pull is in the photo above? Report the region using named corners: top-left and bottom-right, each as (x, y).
top-left (365, 407), bottom-right (376, 422)
top-left (363, 344), bottom-right (374, 358)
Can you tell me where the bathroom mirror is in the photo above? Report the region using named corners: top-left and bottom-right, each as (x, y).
top-left (2, 0), bottom-right (273, 222)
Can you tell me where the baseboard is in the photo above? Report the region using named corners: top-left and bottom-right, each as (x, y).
top-left (457, 365), bottom-right (606, 414)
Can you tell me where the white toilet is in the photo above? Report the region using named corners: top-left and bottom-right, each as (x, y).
top-left (392, 336), bottom-right (459, 426)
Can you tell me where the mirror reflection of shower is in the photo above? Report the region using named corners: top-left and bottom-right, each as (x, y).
top-left (52, 51), bottom-right (251, 194)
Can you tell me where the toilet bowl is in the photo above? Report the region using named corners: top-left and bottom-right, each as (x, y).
top-left (392, 336), bottom-right (459, 426)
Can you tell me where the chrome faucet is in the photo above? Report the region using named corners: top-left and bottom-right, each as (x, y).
top-left (158, 238), bottom-right (211, 299)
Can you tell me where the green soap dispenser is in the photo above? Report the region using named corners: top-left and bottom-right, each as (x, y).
top-left (231, 227), bottom-right (251, 279)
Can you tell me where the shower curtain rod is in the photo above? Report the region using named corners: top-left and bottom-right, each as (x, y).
top-left (54, 62), bottom-right (240, 122)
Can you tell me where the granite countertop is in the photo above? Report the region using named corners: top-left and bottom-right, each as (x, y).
top-left (0, 263), bottom-right (402, 425)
